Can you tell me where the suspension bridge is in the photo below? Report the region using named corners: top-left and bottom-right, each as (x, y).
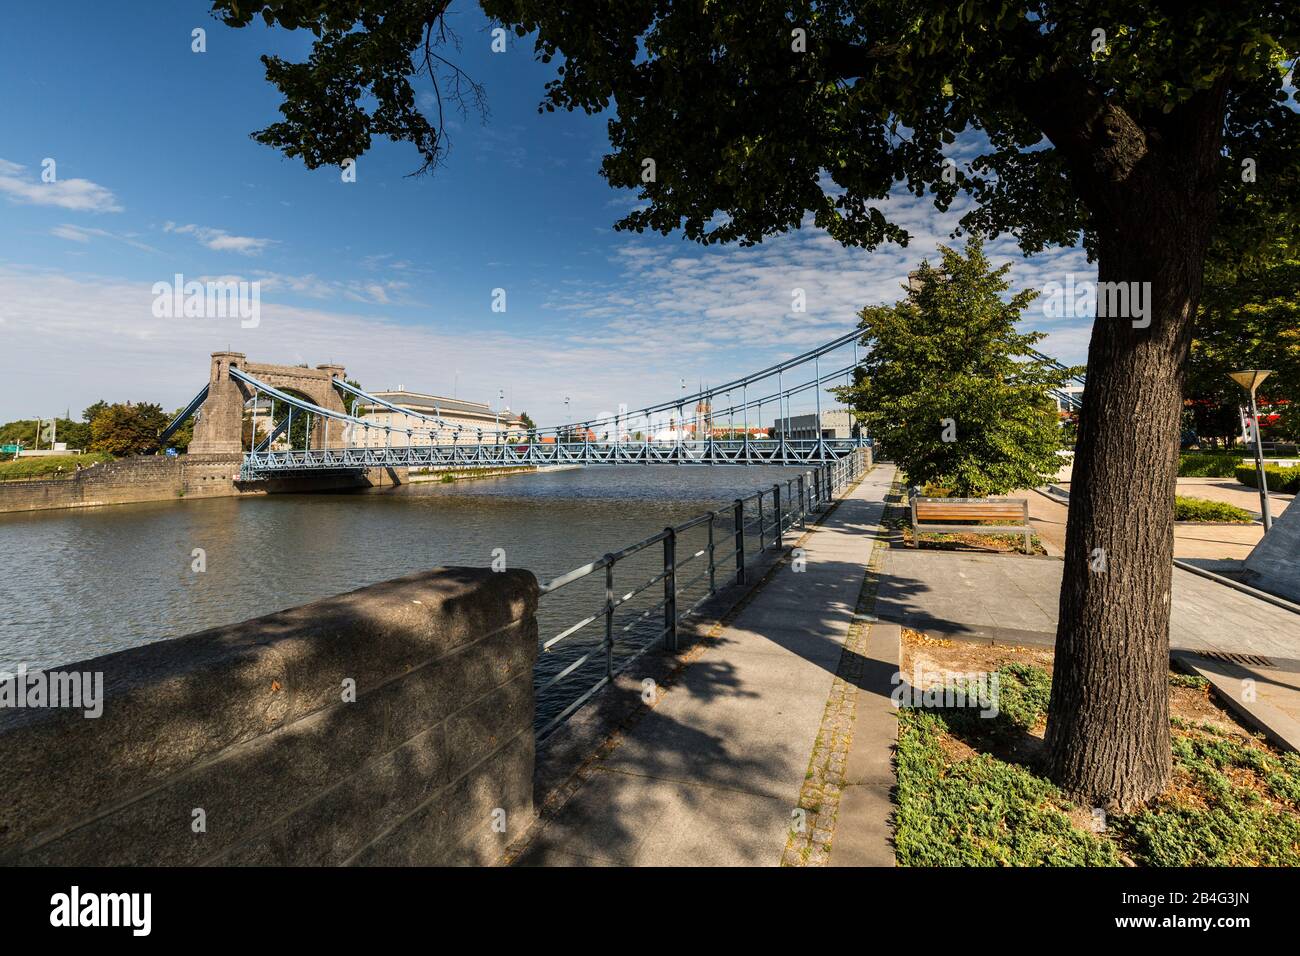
top-left (158, 329), bottom-right (1082, 481)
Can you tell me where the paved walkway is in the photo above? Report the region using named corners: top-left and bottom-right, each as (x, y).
top-left (1020, 484), bottom-right (1291, 561)
top-left (877, 549), bottom-right (1299, 659)
top-left (515, 465), bottom-right (896, 866)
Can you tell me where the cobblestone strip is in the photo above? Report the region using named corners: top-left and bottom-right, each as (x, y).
top-left (781, 478), bottom-right (902, 866)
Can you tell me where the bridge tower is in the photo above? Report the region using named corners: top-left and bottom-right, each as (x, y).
top-left (189, 352), bottom-right (350, 455)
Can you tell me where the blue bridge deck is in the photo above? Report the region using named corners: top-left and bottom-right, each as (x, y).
top-left (240, 438), bottom-right (868, 478)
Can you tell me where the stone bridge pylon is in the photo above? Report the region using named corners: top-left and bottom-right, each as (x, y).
top-left (188, 352), bottom-right (349, 455)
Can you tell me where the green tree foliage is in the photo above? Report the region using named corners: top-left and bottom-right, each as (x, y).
top-left (836, 241), bottom-right (1075, 496)
top-left (163, 407), bottom-right (194, 452)
top-left (0, 419), bottom-right (42, 448)
top-left (1188, 257), bottom-right (1300, 443)
top-left (339, 378), bottom-right (366, 417)
top-left (88, 402), bottom-right (170, 457)
top-left (1, 405), bottom-right (98, 452)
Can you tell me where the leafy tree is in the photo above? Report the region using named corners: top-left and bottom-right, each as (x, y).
top-left (57, 417), bottom-right (92, 451)
top-left (267, 398), bottom-right (310, 449)
top-left (82, 400), bottom-right (109, 425)
top-left (162, 407), bottom-right (195, 452)
top-left (1187, 256), bottom-right (1300, 444)
top-left (518, 410), bottom-right (536, 432)
top-left (338, 378), bottom-right (367, 417)
top-left (836, 241), bottom-right (1074, 496)
top-left (88, 402), bottom-right (170, 457)
top-left (214, 1), bottom-right (1300, 808)
top-left (0, 416), bottom-right (91, 450)
top-left (0, 420), bottom-right (37, 453)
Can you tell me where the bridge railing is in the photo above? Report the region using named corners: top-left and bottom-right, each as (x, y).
top-left (533, 448), bottom-right (869, 740)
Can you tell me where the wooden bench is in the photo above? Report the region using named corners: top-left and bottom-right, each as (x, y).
top-left (909, 495), bottom-right (1032, 554)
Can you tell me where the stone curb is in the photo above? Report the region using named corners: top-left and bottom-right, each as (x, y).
top-left (1172, 651), bottom-right (1300, 755)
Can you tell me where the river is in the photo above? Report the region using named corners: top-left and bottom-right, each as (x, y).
top-left (0, 466), bottom-right (808, 726)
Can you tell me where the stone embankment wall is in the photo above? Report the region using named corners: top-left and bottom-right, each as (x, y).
top-left (0, 567), bottom-right (539, 866)
top-left (0, 454), bottom-right (399, 514)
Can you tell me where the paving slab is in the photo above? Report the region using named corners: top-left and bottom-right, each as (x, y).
top-left (1023, 482), bottom-right (1293, 561)
top-left (1173, 651), bottom-right (1300, 754)
top-left (877, 548), bottom-right (1300, 659)
top-left (830, 621), bottom-right (899, 867)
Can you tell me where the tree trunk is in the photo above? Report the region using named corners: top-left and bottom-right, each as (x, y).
top-left (1042, 92), bottom-right (1225, 811)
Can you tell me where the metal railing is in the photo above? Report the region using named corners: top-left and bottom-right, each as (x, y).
top-left (240, 436), bottom-right (867, 478)
top-left (534, 448), bottom-right (870, 740)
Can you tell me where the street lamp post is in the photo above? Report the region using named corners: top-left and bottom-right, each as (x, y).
top-left (1228, 369), bottom-right (1275, 532)
top-left (496, 387), bottom-right (505, 445)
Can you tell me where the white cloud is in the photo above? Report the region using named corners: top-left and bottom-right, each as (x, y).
top-left (50, 224), bottom-right (92, 243)
top-left (50, 224), bottom-right (159, 253)
top-left (0, 264), bottom-right (682, 425)
top-left (163, 221), bottom-right (275, 256)
top-left (200, 270), bottom-right (412, 306)
top-left (543, 189), bottom-right (1097, 368)
top-left (0, 158), bottom-right (122, 213)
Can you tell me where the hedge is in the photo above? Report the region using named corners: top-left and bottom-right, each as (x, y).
top-left (1173, 496), bottom-right (1254, 523)
top-left (1178, 453), bottom-right (1243, 478)
top-left (1235, 463), bottom-right (1300, 495)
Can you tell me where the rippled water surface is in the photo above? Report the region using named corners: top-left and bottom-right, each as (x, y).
top-left (0, 466), bottom-right (808, 723)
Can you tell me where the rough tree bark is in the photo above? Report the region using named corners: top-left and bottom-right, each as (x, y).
top-left (1027, 82), bottom-right (1228, 810)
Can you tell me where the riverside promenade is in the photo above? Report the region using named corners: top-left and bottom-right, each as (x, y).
top-left (513, 464), bottom-right (897, 866)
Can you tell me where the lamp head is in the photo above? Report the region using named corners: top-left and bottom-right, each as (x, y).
top-left (1229, 369), bottom-right (1273, 392)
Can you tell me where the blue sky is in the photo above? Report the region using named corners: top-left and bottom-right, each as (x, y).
top-left (0, 2), bottom-right (1095, 427)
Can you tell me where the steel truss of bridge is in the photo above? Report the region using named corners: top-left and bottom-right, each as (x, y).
top-left (240, 437), bottom-right (868, 478)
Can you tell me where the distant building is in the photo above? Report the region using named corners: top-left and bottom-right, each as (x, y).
top-left (1054, 383), bottom-right (1085, 414)
top-left (352, 389), bottom-right (526, 446)
top-left (771, 409), bottom-right (859, 441)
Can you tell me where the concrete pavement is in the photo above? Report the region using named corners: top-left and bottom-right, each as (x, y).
top-left (513, 464), bottom-right (896, 866)
top-left (1020, 482), bottom-right (1291, 561)
top-left (876, 548), bottom-right (1299, 659)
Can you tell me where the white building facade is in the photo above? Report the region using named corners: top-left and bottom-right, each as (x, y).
top-left (351, 390), bottom-right (527, 446)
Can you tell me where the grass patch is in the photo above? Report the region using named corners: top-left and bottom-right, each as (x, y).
top-left (1173, 495), bottom-right (1254, 523)
top-left (896, 712), bottom-right (1120, 866)
top-left (0, 453), bottom-right (110, 480)
top-left (1116, 722), bottom-right (1300, 866)
top-left (894, 658), bottom-right (1300, 866)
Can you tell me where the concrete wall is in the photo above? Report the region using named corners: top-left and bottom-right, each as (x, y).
top-left (0, 454), bottom-right (401, 514)
top-left (0, 567), bottom-right (539, 866)
top-left (1243, 501), bottom-right (1300, 603)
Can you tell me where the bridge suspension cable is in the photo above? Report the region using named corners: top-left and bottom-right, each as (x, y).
top-left (532, 327), bottom-right (864, 440)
